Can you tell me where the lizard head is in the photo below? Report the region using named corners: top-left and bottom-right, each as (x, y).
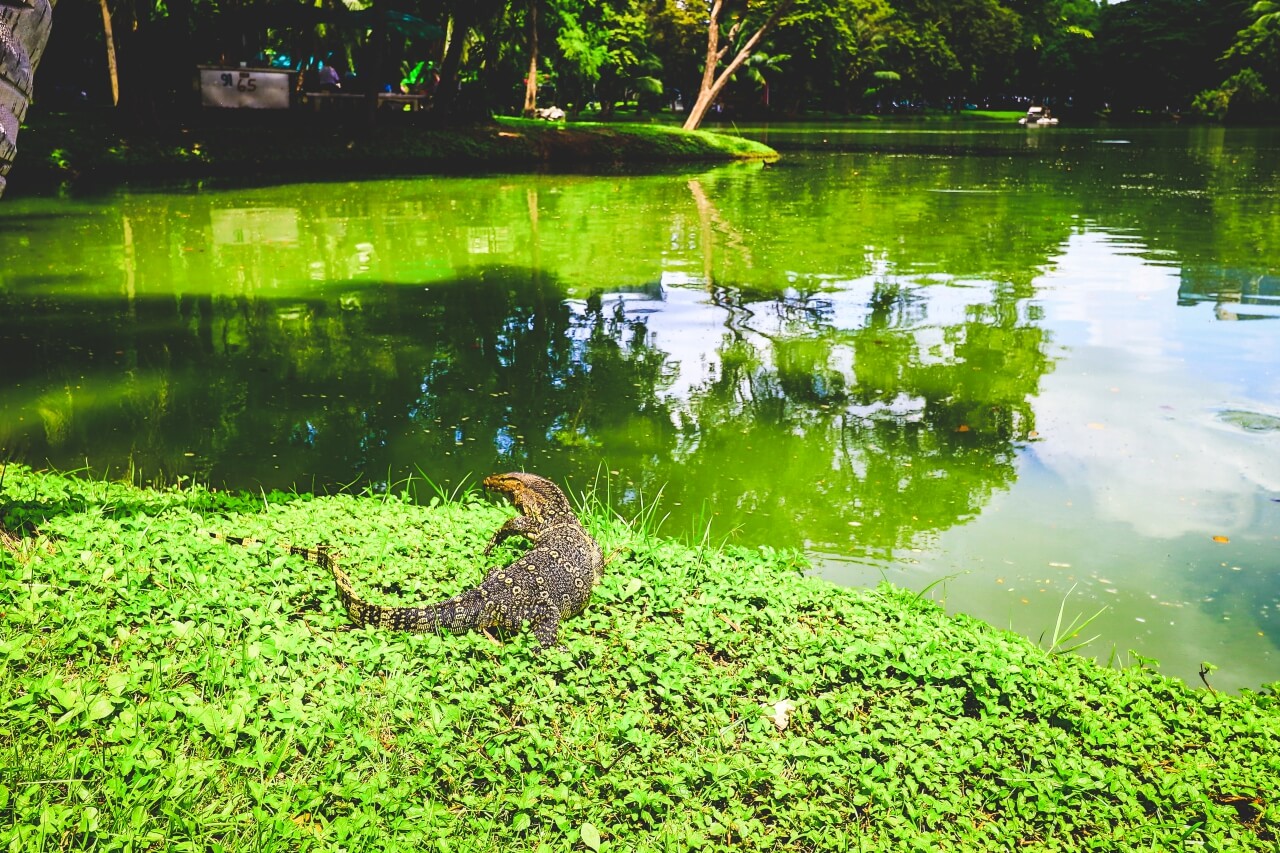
top-left (483, 472), bottom-right (573, 519)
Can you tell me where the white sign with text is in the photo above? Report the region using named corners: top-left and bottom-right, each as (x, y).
top-left (199, 68), bottom-right (291, 109)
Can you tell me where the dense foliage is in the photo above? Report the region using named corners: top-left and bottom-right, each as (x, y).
top-left (30, 0), bottom-right (1280, 124)
top-left (2, 465), bottom-right (1279, 850)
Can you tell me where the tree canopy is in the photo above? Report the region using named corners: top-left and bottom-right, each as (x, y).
top-left (23, 0), bottom-right (1280, 124)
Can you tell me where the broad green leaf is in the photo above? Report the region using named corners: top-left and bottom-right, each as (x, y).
top-left (88, 695), bottom-right (115, 721)
top-left (580, 821), bottom-right (601, 851)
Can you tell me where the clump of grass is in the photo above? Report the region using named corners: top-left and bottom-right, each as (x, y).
top-left (1041, 583), bottom-right (1109, 656)
top-left (1, 463), bottom-right (1278, 851)
top-left (493, 117), bottom-right (778, 162)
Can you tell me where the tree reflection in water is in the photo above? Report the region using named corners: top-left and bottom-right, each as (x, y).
top-left (0, 259), bottom-right (1051, 557)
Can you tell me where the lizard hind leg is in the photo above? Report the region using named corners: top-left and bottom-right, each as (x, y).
top-left (531, 617), bottom-right (562, 652)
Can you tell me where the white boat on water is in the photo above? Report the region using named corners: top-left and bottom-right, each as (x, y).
top-left (1018, 106), bottom-right (1059, 126)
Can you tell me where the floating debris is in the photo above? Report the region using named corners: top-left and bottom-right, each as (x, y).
top-left (1216, 409), bottom-right (1280, 433)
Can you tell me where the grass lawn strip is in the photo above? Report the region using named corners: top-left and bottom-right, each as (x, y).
top-left (11, 114), bottom-right (777, 192)
top-left (1, 464), bottom-right (1277, 851)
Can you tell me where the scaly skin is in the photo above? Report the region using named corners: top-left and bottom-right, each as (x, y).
top-left (210, 472), bottom-right (604, 649)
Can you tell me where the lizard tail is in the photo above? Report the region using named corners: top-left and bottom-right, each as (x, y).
top-left (206, 530), bottom-right (494, 634)
top-left (329, 563), bottom-right (495, 634)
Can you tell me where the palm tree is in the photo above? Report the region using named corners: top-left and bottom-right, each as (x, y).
top-left (741, 50), bottom-right (789, 107)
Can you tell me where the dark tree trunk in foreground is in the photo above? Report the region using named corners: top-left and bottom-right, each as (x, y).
top-left (683, 0), bottom-right (794, 131)
top-left (0, 0), bottom-right (54, 197)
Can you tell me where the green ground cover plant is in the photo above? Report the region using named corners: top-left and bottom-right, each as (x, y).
top-left (1, 464), bottom-right (1277, 851)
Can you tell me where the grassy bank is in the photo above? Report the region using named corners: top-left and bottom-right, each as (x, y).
top-left (1, 465), bottom-right (1277, 851)
top-left (8, 112), bottom-right (777, 193)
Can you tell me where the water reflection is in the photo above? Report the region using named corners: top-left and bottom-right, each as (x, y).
top-left (1179, 269), bottom-right (1280, 321)
top-left (1, 126), bottom-right (1277, 688)
top-left (0, 258), bottom-right (1049, 557)
top-left (818, 226), bottom-right (1279, 691)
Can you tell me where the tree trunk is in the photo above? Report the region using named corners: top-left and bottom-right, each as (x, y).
top-left (97, 0), bottom-right (118, 105)
top-left (682, 0), bottom-right (794, 131)
top-left (0, 0), bottom-right (55, 197)
top-left (433, 11), bottom-right (470, 117)
top-left (522, 0), bottom-right (538, 116)
top-left (365, 0), bottom-right (385, 125)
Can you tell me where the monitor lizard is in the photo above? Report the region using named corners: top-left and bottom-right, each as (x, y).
top-left (208, 472), bottom-right (604, 650)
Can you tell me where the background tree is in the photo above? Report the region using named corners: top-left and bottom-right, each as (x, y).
top-left (767, 0), bottom-right (895, 115)
top-left (17, 0), bottom-right (1270, 126)
top-left (1006, 0), bottom-right (1100, 107)
top-left (433, 0), bottom-right (491, 116)
top-left (1095, 0), bottom-right (1247, 115)
top-left (1195, 0), bottom-right (1280, 120)
top-left (639, 0), bottom-right (702, 112)
top-left (882, 0), bottom-right (1022, 105)
top-left (522, 0), bottom-right (538, 114)
top-left (682, 0), bottom-right (797, 130)
top-left (549, 0), bottom-right (609, 111)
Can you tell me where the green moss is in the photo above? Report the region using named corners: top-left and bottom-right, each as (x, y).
top-left (1, 464), bottom-right (1278, 850)
top-left (9, 112), bottom-right (776, 192)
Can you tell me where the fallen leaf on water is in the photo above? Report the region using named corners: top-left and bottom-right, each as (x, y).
top-left (1212, 535), bottom-right (1230, 544)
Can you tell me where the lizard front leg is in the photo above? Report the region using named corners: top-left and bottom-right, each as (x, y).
top-left (483, 514), bottom-right (540, 556)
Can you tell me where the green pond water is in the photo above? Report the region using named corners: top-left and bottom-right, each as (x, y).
top-left (1, 124), bottom-right (1277, 690)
